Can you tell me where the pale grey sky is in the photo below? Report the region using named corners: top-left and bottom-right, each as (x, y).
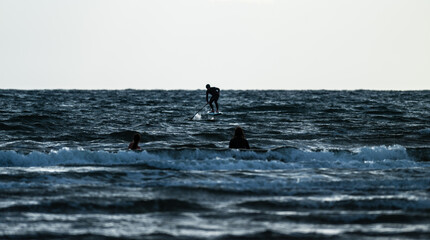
top-left (1, 0), bottom-right (429, 90)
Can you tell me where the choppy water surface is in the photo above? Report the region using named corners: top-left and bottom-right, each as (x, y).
top-left (0, 90), bottom-right (429, 239)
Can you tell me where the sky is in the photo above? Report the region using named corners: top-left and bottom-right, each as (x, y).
top-left (1, 0), bottom-right (429, 90)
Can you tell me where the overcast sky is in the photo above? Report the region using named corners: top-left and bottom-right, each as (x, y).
top-left (1, 0), bottom-right (429, 90)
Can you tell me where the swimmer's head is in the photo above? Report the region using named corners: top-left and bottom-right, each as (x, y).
top-left (133, 133), bottom-right (141, 143)
top-left (234, 126), bottom-right (245, 139)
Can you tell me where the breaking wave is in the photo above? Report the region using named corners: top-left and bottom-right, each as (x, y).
top-left (1, 145), bottom-right (428, 169)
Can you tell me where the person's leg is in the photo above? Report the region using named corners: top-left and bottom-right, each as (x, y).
top-left (214, 99), bottom-right (219, 112)
top-left (209, 97), bottom-right (215, 112)
top-left (214, 95), bottom-right (219, 112)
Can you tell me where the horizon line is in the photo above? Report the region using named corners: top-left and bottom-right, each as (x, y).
top-left (1, 88), bottom-right (429, 91)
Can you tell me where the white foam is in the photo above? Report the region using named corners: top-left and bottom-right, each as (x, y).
top-left (193, 113), bottom-right (202, 120)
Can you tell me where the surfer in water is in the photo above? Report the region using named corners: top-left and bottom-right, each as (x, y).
top-left (229, 126), bottom-right (250, 149)
top-left (206, 84), bottom-right (220, 113)
top-left (128, 133), bottom-right (141, 150)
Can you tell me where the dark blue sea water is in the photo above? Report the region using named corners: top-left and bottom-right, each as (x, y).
top-left (0, 90), bottom-right (429, 239)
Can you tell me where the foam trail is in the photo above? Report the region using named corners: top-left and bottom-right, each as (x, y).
top-left (193, 113), bottom-right (202, 120)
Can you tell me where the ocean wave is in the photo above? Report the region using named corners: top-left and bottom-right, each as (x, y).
top-left (419, 128), bottom-right (430, 135)
top-left (237, 197), bottom-right (430, 213)
top-left (2, 198), bottom-right (207, 214)
top-left (0, 145), bottom-right (428, 169)
top-left (0, 122), bottom-right (33, 131)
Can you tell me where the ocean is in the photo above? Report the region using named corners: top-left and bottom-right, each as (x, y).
top-left (0, 89), bottom-right (429, 239)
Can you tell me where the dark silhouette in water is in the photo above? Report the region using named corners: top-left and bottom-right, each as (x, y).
top-left (128, 133), bottom-right (141, 150)
top-left (229, 126), bottom-right (250, 149)
top-left (206, 84), bottom-right (220, 113)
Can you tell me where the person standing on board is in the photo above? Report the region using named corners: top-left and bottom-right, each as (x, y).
top-left (206, 84), bottom-right (220, 113)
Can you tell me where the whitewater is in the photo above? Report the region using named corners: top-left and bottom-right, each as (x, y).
top-left (0, 90), bottom-right (429, 239)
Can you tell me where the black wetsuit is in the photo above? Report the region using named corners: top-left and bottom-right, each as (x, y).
top-left (206, 87), bottom-right (220, 111)
top-left (229, 137), bottom-right (250, 149)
